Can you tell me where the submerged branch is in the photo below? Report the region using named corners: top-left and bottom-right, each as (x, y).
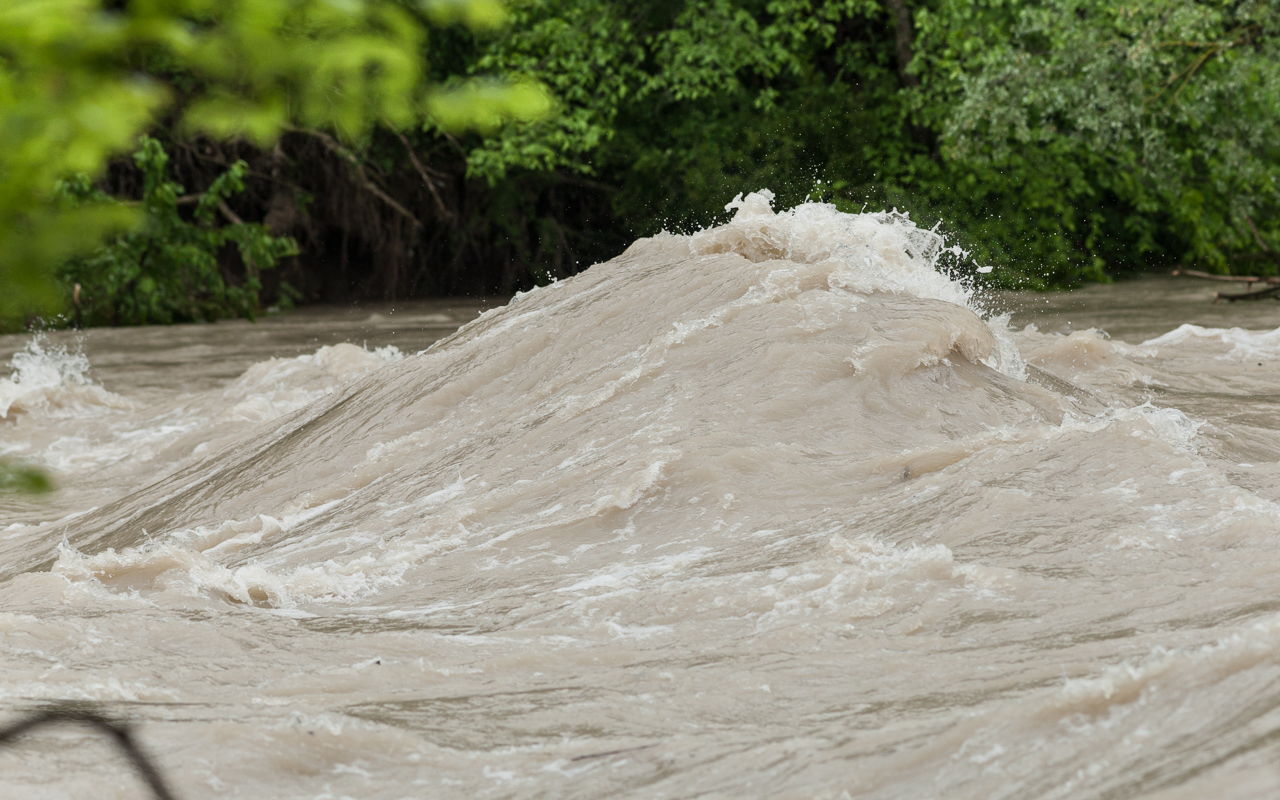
top-left (1173, 268), bottom-right (1280, 302)
top-left (1172, 268), bottom-right (1280, 284)
top-left (1215, 284), bottom-right (1280, 302)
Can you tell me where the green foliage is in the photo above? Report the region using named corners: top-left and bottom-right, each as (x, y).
top-left (57, 137), bottom-right (298, 326)
top-left (464, 0), bottom-right (648, 181)
top-left (428, 77), bottom-right (552, 133)
top-left (458, 0), bottom-right (1278, 287)
top-left (0, 0), bottom-right (546, 328)
top-left (1, 0), bottom-right (548, 495)
top-left (0, 1), bottom-right (161, 323)
top-left (0, 460), bottom-right (52, 495)
top-left (934, 0), bottom-right (1280, 275)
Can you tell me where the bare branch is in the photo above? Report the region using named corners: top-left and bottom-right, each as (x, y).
top-left (216, 199), bottom-right (245, 226)
top-left (291, 128), bottom-right (423, 229)
top-left (883, 0), bottom-right (920, 87)
top-left (1243, 213), bottom-right (1272, 253)
top-left (394, 130), bottom-right (453, 221)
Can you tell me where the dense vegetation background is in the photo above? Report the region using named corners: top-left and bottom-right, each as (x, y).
top-left (9, 0), bottom-right (1280, 326)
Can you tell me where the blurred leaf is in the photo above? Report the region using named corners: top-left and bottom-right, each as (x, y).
top-left (0, 459), bottom-right (53, 495)
top-left (424, 0), bottom-right (509, 30)
top-left (428, 78), bottom-right (552, 132)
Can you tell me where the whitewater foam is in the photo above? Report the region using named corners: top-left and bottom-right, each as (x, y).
top-left (0, 335), bottom-right (130, 419)
top-left (5, 195), bottom-right (1280, 799)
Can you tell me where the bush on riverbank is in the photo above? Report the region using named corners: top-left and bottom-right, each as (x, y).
top-left (58, 138), bottom-right (298, 326)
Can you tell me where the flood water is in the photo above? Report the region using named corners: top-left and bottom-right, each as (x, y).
top-left (5, 192), bottom-right (1280, 799)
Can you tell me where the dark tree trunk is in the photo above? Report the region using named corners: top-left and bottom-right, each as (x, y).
top-left (884, 0), bottom-right (920, 87)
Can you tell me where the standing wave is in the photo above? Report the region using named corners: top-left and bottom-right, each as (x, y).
top-left (6, 191), bottom-right (1280, 799)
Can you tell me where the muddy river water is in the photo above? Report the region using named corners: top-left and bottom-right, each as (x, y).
top-left (5, 193), bottom-right (1280, 799)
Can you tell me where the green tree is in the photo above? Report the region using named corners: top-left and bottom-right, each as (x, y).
top-left (453, 0), bottom-right (1275, 287)
top-left (930, 0), bottom-right (1280, 275)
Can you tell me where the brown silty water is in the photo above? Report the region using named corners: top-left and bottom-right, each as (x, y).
top-left (4, 191), bottom-right (1280, 799)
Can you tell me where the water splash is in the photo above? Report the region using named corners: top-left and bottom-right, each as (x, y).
top-left (0, 335), bottom-right (129, 419)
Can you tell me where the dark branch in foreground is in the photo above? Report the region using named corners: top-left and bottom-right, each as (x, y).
top-left (0, 707), bottom-right (178, 800)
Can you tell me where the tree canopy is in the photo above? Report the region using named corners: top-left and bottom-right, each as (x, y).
top-left (464, 0), bottom-right (1277, 287)
top-left (3, 0), bottom-right (1278, 320)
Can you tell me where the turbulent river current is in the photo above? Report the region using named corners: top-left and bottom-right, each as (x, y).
top-left (6, 192), bottom-right (1280, 799)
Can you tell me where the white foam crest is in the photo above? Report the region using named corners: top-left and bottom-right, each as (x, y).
top-left (687, 191), bottom-right (1026, 381)
top-left (691, 190), bottom-right (973, 308)
top-left (1042, 400), bottom-right (1204, 455)
top-left (1143, 323), bottom-right (1280, 362)
top-left (0, 336), bottom-right (130, 419)
top-left (984, 314), bottom-right (1029, 381)
top-left (0, 674), bottom-right (180, 703)
top-left (555, 548), bottom-right (715, 598)
top-left (39, 421), bottom-right (201, 475)
top-left (1103, 402), bottom-right (1203, 450)
top-left (1019, 326), bottom-right (1158, 390)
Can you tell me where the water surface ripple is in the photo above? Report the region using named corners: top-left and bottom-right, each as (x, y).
top-left (4, 193), bottom-right (1280, 798)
